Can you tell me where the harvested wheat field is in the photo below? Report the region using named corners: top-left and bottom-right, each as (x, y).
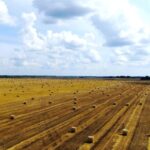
top-left (0, 78), bottom-right (150, 150)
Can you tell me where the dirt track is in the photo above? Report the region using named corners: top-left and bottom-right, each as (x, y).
top-left (0, 79), bottom-right (149, 150)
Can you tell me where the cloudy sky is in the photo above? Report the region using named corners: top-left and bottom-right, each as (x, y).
top-left (0, 0), bottom-right (150, 76)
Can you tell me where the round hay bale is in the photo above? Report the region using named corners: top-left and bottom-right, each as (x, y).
top-left (23, 102), bottom-right (27, 105)
top-left (69, 127), bottom-right (77, 133)
top-left (10, 115), bottom-right (15, 120)
top-left (48, 101), bottom-right (52, 104)
top-left (72, 106), bottom-right (77, 111)
top-left (73, 101), bottom-right (77, 104)
top-left (122, 128), bottom-right (128, 136)
top-left (125, 103), bottom-right (130, 106)
top-left (86, 136), bottom-right (94, 143)
top-left (74, 97), bottom-right (77, 101)
top-left (92, 105), bottom-right (96, 108)
top-left (113, 102), bottom-right (117, 105)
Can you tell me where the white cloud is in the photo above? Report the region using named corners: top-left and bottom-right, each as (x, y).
top-left (22, 12), bottom-right (46, 50)
top-left (0, 0), bottom-right (15, 25)
top-left (88, 0), bottom-right (150, 66)
top-left (20, 12), bottom-right (101, 68)
top-left (113, 45), bottom-right (150, 66)
top-left (1, 0), bottom-right (150, 75)
top-left (33, 0), bottom-right (92, 24)
top-left (32, 0), bottom-right (150, 66)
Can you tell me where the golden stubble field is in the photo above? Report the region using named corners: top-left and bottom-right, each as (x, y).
top-left (0, 78), bottom-right (150, 150)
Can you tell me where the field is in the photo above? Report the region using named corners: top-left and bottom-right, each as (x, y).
top-left (0, 78), bottom-right (150, 150)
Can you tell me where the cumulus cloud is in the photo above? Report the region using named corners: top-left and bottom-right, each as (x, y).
top-left (90, 0), bottom-right (144, 46)
top-left (22, 12), bottom-right (46, 50)
top-left (0, 0), bottom-right (15, 25)
top-left (1, 0), bottom-right (150, 74)
top-left (32, 0), bottom-right (150, 67)
top-left (92, 15), bottom-right (133, 47)
top-left (33, 0), bottom-right (92, 23)
top-left (113, 45), bottom-right (150, 66)
top-left (20, 12), bottom-right (101, 68)
top-left (89, 0), bottom-right (150, 66)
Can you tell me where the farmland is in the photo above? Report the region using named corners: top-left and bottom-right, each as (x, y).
top-left (0, 78), bottom-right (149, 150)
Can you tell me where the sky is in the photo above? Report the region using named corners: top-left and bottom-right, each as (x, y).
top-left (0, 0), bottom-right (150, 76)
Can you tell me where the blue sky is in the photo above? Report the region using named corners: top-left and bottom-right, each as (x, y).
top-left (0, 0), bottom-right (150, 76)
